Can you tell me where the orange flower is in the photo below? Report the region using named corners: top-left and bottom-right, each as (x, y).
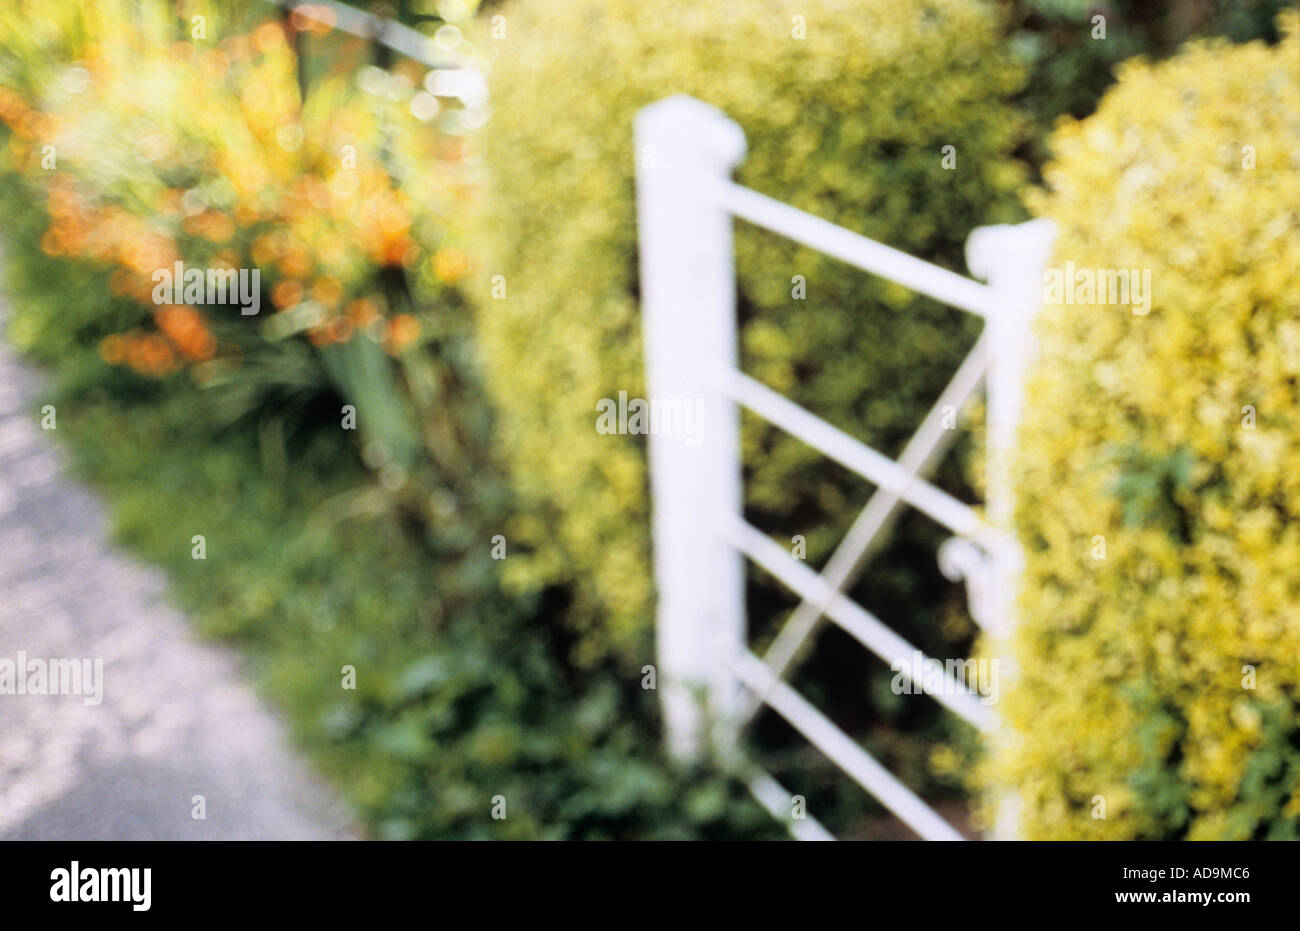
top-left (253, 22), bottom-right (288, 53)
top-left (204, 212), bottom-right (236, 243)
top-left (385, 314), bottom-right (420, 354)
top-left (250, 234), bottom-right (279, 266)
top-left (328, 316), bottom-right (354, 343)
top-left (156, 188), bottom-right (185, 216)
top-left (298, 176), bottom-right (331, 211)
top-left (127, 334), bottom-right (176, 377)
top-left (377, 202), bottom-right (410, 236)
top-left (381, 235), bottom-right (411, 266)
top-left (202, 50), bottom-right (230, 81)
top-left (346, 298), bottom-right (380, 329)
top-left (432, 248), bottom-right (469, 284)
top-left (223, 36), bottom-right (253, 63)
top-left (272, 279), bottom-right (303, 309)
top-left (0, 87), bottom-right (25, 123)
top-left (15, 109), bottom-right (50, 139)
top-left (189, 331), bottom-right (217, 362)
top-left (312, 276), bottom-right (342, 307)
top-left (153, 306), bottom-right (216, 362)
top-left (279, 245), bottom-right (313, 279)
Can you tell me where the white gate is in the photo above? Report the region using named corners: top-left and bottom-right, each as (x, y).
top-left (635, 95), bottom-right (1055, 841)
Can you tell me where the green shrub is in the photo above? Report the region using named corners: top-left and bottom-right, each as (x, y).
top-left (1006, 0), bottom-right (1292, 161)
top-left (472, 0), bottom-right (1032, 665)
top-left (991, 12), bottom-right (1300, 839)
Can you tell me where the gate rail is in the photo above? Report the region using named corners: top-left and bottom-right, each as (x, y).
top-left (635, 94), bottom-right (1055, 841)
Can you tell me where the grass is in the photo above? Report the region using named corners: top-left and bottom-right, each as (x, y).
top-left (26, 352), bottom-right (782, 839)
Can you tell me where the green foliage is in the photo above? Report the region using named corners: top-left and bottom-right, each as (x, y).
top-left (0, 0), bottom-right (779, 840)
top-left (989, 12), bottom-right (1300, 839)
top-left (1008, 0), bottom-right (1292, 162)
top-left (472, 0), bottom-right (1033, 666)
top-left (16, 328), bottom-right (781, 839)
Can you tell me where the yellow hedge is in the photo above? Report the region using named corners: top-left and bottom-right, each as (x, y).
top-left (992, 12), bottom-right (1300, 839)
top-left (471, 0), bottom-right (1030, 665)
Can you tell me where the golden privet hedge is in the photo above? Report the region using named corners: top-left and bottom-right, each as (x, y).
top-left (991, 12), bottom-right (1300, 839)
top-left (471, 0), bottom-right (1030, 664)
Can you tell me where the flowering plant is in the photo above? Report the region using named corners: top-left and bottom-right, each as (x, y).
top-left (0, 0), bottom-right (484, 502)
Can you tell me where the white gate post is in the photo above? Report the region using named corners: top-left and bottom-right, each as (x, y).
top-left (966, 217), bottom-right (1056, 838)
top-left (635, 96), bottom-right (748, 762)
top-left (966, 218), bottom-right (1055, 548)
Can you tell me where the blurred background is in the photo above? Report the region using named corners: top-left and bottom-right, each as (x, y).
top-left (0, 0), bottom-right (1294, 840)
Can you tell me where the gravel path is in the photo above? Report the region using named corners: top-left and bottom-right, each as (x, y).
top-left (0, 333), bottom-right (355, 840)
